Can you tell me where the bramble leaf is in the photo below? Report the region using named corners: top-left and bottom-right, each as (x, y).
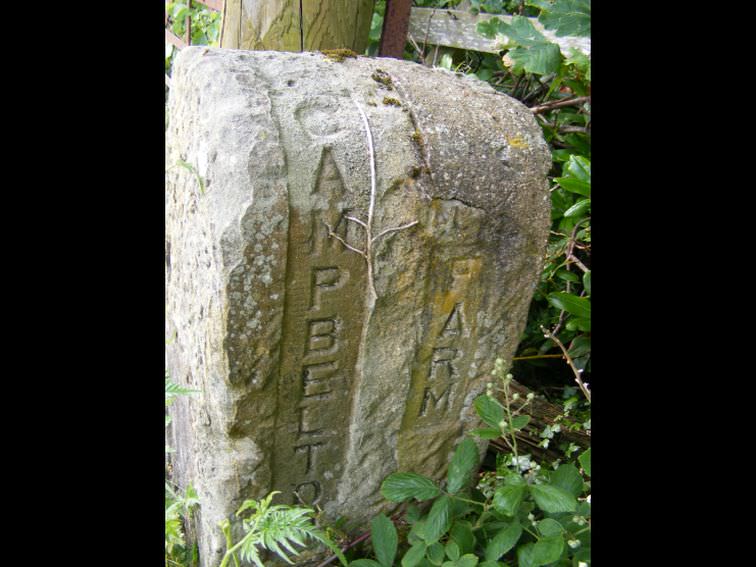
top-left (382, 473), bottom-right (441, 502)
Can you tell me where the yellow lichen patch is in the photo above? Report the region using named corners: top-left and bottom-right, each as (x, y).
top-left (321, 48), bottom-right (359, 62)
top-left (507, 134), bottom-right (529, 149)
top-left (371, 69), bottom-right (394, 89)
top-left (382, 97), bottom-right (401, 107)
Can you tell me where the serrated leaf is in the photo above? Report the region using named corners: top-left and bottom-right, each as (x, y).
top-left (578, 447), bottom-right (591, 476)
top-left (423, 495), bottom-right (453, 544)
top-left (456, 555), bottom-right (479, 567)
top-left (511, 415), bottom-right (530, 430)
top-left (445, 540), bottom-right (460, 561)
top-left (371, 514), bottom-right (398, 567)
top-left (474, 395), bottom-right (504, 429)
top-left (563, 198), bottom-right (591, 218)
top-left (449, 521), bottom-right (475, 555)
top-left (484, 520), bottom-right (522, 561)
top-left (539, 0), bottom-right (590, 37)
top-left (402, 541), bottom-right (427, 567)
top-left (536, 518), bottom-right (564, 538)
top-left (427, 542), bottom-right (445, 565)
top-left (532, 535), bottom-right (565, 565)
top-left (547, 292), bottom-right (590, 319)
top-left (529, 484), bottom-right (578, 513)
top-left (508, 43), bottom-right (562, 75)
top-left (447, 438), bottom-right (479, 494)
top-left (471, 428), bottom-right (502, 439)
top-left (517, 542), bottom-right (537, 567)
top-left (549, 463), bottom-right (585, 497)
top-left (382, 473), bottom-right (441, 502)
top-left (492, 484), bottom-right (525, 517)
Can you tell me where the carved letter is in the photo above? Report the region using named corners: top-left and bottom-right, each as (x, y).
top-left (310, 266), bottom-right (344, 310)
top-left (305, 318), bottom-right (338, 355)
top-left (295, 442), bottom-right (325, 474)
top-left (302, 361), bottom-right (338, 397)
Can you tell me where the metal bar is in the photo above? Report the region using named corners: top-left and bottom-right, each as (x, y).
top-left (193, 0), bottom-right (223, 10)
top-left (185, 0), bottom-right (192, 46)
top-left (166, 28), bottom-right (187, 49)
top-left (378, 0), bottom-right (412, 59)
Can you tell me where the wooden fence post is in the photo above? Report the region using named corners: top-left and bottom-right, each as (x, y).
top-left (220, 0), bottom-right (375, 53)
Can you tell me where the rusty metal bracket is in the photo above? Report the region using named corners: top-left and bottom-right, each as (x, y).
top-left (378, 0), bottom-right (412, 59)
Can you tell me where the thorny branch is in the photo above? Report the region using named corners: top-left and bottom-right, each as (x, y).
top-left (530, 96), bottom-right (591, 115)
top-left (541, 325), bottom-right (591, 403)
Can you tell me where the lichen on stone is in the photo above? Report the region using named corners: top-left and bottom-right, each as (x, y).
top-left (382, 97), bottom-right (401, 107)
top-left (321, 48), bottom-right (359, 62)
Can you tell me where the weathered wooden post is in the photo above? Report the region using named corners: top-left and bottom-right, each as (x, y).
top-left (220, 0), bottom-right (375, 52)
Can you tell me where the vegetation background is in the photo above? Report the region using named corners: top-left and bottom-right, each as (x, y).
top-left (165, 2), bottom-right (591, 565)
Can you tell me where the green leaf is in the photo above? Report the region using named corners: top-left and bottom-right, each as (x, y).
top-left (351, 561), bottom-right (382, 567)
top-left (474, 395), bottom-right (504, 429)
top-left (493, 484), bottom-right (526, 517)
top-left (536, 518), bottom-right (564, 538)
top-left (549, 463), bottom-right (585, 497)
top-left (532, 535), bottom-right (565, 565)
top-left (477, 563), bottom-right (503, 567)
top-left (508, 43), bottom-right (562, 75)
top-left (455, 555), bottom-right (479, 567)
top-left (529, 484), bottom-right (578, 513)
top-left (382, 473), bottom-right (441, 502)
top-left (516, 542), bottom-right (537, 567)
top-left (547, 292), bottom-right (590, 319)
top-left (496, 16), bottom-right (547, 47)
top-left (578, 447), bottom-right (591, 476)
top-left (510, 415), bottom-right (531, 430)
top-left (402, 542), bottom-right (428, 567)
top-left (427, 542), bottom-right (445, 565)
top-left (371, 514), bottom-right (398, 567)
top-left (554, 176), bottom-right (590, 197)
top-left (568, 335), bottom-right (591, 358)
top-left (471, 428), bottom-right (502, 439)
top-left (563, 154), bottom-right (590, 182)
top-left (423, 495), bottom-right (453, 544)
top-left (445, 540), bottom-right (460, 561)
top-left (449, 521), bottom-right (475, 555)
top-left (582, 271), bottom-right (591, 295)
top-left (563, 198), bottom-right (591, 218)
top-left (447, 438), bottom-right (479, 494)
top-left (539, 0), bottom-right (591, 37)
top-left (556, 269), bottom-right (580, 283)
top-left (484, 520), bottom-right (522, 561)
top-left (565, 317), bottom-right (590, 332)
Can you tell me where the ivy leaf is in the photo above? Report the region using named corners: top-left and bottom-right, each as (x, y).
top-left (578, 447), bottom-right (591, 476)
top-left (381, 473), bottom-right (441, 502)
top-left (484, 520), bottom-right (522, 561)
top-left (495, 16), bottom-right (547, 47)
top-left (423, 495), bottom-right (453, 544)
top-left (529, 484), bottom-right (578, 513)
top-left (532, 535), bottom-right (565, 565)
top-left (538, 0), bottom-right (591, 37)
top-left (447, 438), bottom-right (479, 494)
top-left (492, 484), bottom-right (525, 517)
top-left (371, 514), bottom-right (398, 567)
top-left (547, 292), bottom-right (590, 318)
top-left (474, 395), bottom-right (504, 429)
top-left (508, 43), bottom-right (562, 75)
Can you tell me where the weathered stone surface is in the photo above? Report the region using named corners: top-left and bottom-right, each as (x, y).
top-left (166, 47), bottom-right (550, 566)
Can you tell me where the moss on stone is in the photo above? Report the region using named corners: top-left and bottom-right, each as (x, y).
top-left (321, 48), bottom-right (359, 62)
top-left (382, 97), bottom-right (401, 107)
top-left (371, 69), bottom-right (394, 89)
